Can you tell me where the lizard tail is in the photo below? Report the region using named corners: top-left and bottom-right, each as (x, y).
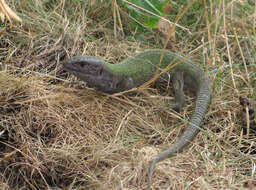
top-left (148, 79), bottom-right (211, 189)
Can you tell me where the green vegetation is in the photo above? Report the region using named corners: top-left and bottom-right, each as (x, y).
top-left (0, 0), bottom-right (255, 189)
top-left (121, 0), bottom-right (169, 29)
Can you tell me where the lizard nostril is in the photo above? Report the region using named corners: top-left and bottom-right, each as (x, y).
top-left (249, 109), bottom-right (254, 115)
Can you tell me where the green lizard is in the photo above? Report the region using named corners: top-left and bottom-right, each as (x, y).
top-left (63, 49), bottom-right (212, 189)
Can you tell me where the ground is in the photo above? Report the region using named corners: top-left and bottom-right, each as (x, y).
top-left (0, 0), bottom-right (255, 190)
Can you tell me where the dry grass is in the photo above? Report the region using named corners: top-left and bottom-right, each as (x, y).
top-left (0, 0), bottom-right (255, 189)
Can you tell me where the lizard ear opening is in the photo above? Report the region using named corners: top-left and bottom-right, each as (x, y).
top-left (115, 79), bottom-right (125, 89)
top-left (115, 77), bottom-right (134, 91)
top-left (98, 67), bottom-right (103, 76)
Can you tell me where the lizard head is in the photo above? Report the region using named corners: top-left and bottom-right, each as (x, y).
top-left (63, 56), bottom-right (134, 93)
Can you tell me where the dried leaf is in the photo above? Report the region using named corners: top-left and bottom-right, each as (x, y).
top-left (0, 11), bottom-right (4, 22)
top-left (0, 0), bottom-right (22, 23)
top-left (156, 19), bottom-right (178, 51)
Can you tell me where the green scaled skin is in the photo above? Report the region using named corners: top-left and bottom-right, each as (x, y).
top-left (63, 49), bottom-right (212, 189)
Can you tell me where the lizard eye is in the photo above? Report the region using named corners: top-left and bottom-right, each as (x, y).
top-left (78, 62), bottom-right (85, 68)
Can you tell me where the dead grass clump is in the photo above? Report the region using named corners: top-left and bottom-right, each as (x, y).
top-left (0, 0), bottom-right (256, 190)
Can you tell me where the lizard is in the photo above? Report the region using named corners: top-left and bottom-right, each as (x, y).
top-left (63, 49), bottom-right (212, 189)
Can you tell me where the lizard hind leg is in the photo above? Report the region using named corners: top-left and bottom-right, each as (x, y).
top-left (170, 72), bottom-right (185, 112)
top-left (154, 72), bottom-right (185, 112)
